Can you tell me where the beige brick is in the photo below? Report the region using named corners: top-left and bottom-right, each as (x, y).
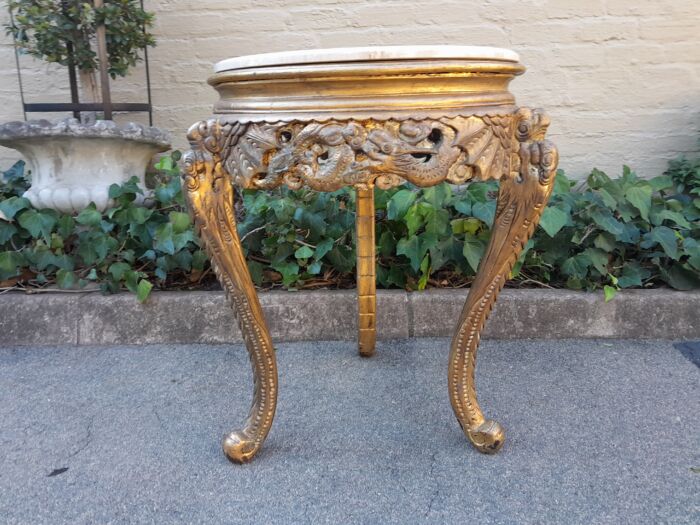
top-left (541, 0), bottom-right (605, 19)
top-left (0, 0), bottom-right (698, 180)
top-left (605, 0), bottom-right (698, 17)
top-left (638, 17), bottom-right (700, 43)
top-left (571, 18), bottom-right (639, 43)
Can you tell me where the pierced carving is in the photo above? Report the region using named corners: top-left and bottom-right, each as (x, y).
top-left (224, 115), bottom-right (516, 192)
top-left (183, 107), bottom-right (558, 462)
top-left (183, 120), bottom-right (278, 464)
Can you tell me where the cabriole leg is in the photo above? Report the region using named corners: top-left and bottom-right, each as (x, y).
top-left (356, 184), bottom-right (377, 357)
top-left (448, 109), bottom-right (558, 454)
top-left (183, 120), bottom-right (278, 463)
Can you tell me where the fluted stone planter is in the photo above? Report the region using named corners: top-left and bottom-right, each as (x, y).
top-left (0, 119), bottom-right (170, 213)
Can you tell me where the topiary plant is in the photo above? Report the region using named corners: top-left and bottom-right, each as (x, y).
top-left (6, 0), bottom-right (155, 104)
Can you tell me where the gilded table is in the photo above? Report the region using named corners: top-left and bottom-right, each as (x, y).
top-left (182, 46), bottom-right (558, 463)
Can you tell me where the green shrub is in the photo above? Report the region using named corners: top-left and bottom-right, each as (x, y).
top-left (0, 151), bottom-right (698, 301)
top-left (7, 0), bottom-right (155, 79)
top-left (0, 153), bottom-right (206, 302)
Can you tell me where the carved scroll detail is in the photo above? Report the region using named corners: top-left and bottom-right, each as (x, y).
top-left (224, 115), bottom-right (515, 192)
top-left (448, 108), bottom-right (558, 453)
top-left (182, 120), bottom-right (278, 463)
top-left (184, 106), bottom-right (557, 461)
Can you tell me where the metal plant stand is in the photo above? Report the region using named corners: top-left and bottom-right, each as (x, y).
top-left (182, 46), bottom-right (559, 463)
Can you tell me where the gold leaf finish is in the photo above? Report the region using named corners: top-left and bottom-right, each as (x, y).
top-left (356, 184), bottom-right (377, 357)
top-left (449, 108), bottom-right (558, 453)
top-left (183, 120), bottom-right (278, 463)
top-left (185, 51), bottom-right (558, 461)
top-left (224, 117), bottom-right (515, 192)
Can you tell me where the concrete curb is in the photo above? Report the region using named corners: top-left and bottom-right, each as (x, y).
top-left (1, 289), bottom-right (698, 346)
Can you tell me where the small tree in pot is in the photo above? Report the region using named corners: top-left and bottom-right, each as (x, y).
top-left (0, 0), bottom-right (170, 213)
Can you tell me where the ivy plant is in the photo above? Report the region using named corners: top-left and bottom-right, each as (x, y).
top-left (0, 152), bottom-right (206, 302)
top-left (1, 151), bottom-right (699, 301)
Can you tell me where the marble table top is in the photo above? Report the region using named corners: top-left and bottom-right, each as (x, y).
top-left (214, 45), bottom-right (520, 72)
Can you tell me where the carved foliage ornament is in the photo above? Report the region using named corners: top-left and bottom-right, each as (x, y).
top-left (203, 109), bottom-right (551, 192)
top-left (180, 107), bottom-right (558, 461)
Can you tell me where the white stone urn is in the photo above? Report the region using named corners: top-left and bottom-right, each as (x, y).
top-left (0, 119), bottom-right (171, 213)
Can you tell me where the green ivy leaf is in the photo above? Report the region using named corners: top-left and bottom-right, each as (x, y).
top-left (326, 246), bottom-right (354, 273)
top-left (2, 160), bottom-right (26, 182)
top-left (294, 245), bottom-right (314, 259)
top-left (57, 215), bottom-right (75, 239)
top-left (453, 198), bottom-right (471, 216)
top-left (377, 230), bottom-right (396, 257)
top-left (424, 207), bottom-right (450, 236)
top-left (423, 184), bottom-right (451, 207)
top-left (308, 261), bottom-right (322, 275)
top-left (589, 208), bottom-right (625, 236)
top-left (154, 180), bottom-right (179, 203)
top-left (109, 262), bottom-right (132, 281)
top-left (128, 207), bottom-right (153, 225)
top-left (467, 183), bottom-right (491, 203)
top-left (451, 217), bottom-right (481, 235)
top-left (134, 279), bottom-right (152, 302)
top-left (624, 184), bottom-right (653, 221)
top-left (647, 175), bottom-right (674, 191)
top-left (397, 236), bottom-right (422, 271)
top-left (562, 254), bottom-right (591, 279)
top-left (55, 268), bottom-right (77, 289)
top-left (417, 254), bottom-right (430, 290)
top-left (0, 221), bottom-right (18, 244)
top-left (387, 189), bottom-right (417, 220)
top-left (0, 251), bottom-right (25, 280)
top-left (154, 223), bottom-right (176, 254)
top-left (662, 263), bottom-right (700, 290)
top-left (154, 156), bottom-right (173, 171)
top-left (552, 170), bottom-right (572, 195)
top-left (0, 196), bottom-right (31, 220)
top-left (314, 238), bottom-right (334, 260)
top-left (471, 201), bottom-right (496, 225)
top-left (583, 247), bottom-right (609, 276)
top-left (539, 206), bottom-right (569, 237)
top-left (246, 260), bottom-right (263, 285)
top-left (651, 209), bottom-right (691, 229)
top-left (75, 205), bottom-right (102, 228)
top-left (404, 203), bottom-right (423, 236)
top-left (17, 209), bottom-right (57, 241)
top-left (192, 250), bottom-right (208, 271)
top-left (271, 261), bottom-right (300, 287)
top-left (617, 263), bottom-right (648, 288)
top-left (642, 226), bottom-right (680, 260)
top-left (169, 211), bottom-right (191, 234)
top-left (603, 285), bottom-right (617, 302)
top-left (463, 234), bottom-right (485, 272)
top-left (593, 233), bottom-right (617, 252)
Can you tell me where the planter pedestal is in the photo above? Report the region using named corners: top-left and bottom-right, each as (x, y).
top-left (185, 45), bottom-right (559, 463)
top-left (0, 119), bottom-right (170, 213)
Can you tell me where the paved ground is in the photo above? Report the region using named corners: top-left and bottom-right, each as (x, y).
top-left (0, 339), bottom-right (698, 524)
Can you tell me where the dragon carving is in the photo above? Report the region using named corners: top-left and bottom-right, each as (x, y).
top-left (222, 114), bottom-right (520, 192)
top-left (182, 108), bottom-right (558, 461)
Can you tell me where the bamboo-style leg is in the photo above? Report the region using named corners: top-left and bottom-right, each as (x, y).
top-left (449, 109), bottom-right (558, 454)
top-left (356, 184), bottom-right (377, 357)
top-left (183, 120), bottom-right (278, 463)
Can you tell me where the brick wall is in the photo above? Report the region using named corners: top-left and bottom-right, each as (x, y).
top-left (1, 0), bottom-right (699, 179)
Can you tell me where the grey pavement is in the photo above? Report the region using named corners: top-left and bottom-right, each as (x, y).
top-left (0, 339), bottom-right (698, 524)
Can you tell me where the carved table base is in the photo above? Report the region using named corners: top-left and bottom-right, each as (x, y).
top-left (183, 107), bottom-right (557, 462)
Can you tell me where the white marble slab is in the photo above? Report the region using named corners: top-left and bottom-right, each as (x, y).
top-left (214, 45), bottom-right (520, 72)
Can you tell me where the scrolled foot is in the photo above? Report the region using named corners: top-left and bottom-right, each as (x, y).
top-left (184, 120), bottom-right (278, 465)
top-left (447, 108), bottom-right (557, 456)
top-left (466, 420), bottom-right (506, 454)
top-left (222, 430), bottom-right (261, 464)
